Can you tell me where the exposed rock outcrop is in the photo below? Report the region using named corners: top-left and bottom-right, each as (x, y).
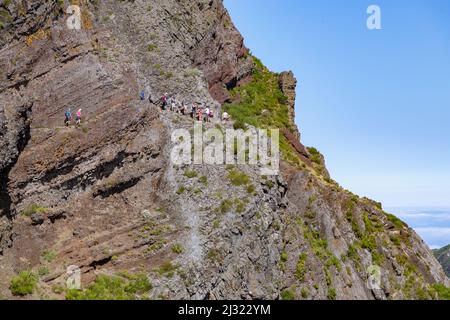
top-left (279, 71), bottom-right (300, 141)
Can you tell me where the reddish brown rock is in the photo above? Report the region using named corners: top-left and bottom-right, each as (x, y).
top-left (192, 2), bottom-right (254, 104)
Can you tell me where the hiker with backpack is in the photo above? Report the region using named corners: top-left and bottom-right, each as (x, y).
top-left (140, 90), bottom-right (145, 101)
top-left (222, 111), bottom-right (230, 123)
top-left (190, 103), bottom-right (197, 118)
top-left (170, 96), bottom-right (177, 112)
top-left (64, 108), bottom-right (72, 127)
top-left (197, 107), bottom-right (203, 122)
top-left (167, 96), bottom-right (172, 111)
top-left (75, 109), bottom-right (82, 126)
top-left (179, 101), bottom-right (187, 116)
top-left (178, 101), bottom-right (184, 115)
top-left (176, 100), bottom-right (183, 114)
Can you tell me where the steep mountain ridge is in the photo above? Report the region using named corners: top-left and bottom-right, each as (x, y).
top-left (0, 0), bottom-right (448, 300)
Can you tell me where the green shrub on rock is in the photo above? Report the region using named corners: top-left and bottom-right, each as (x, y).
top-left (10, 271), bottom-right (37, 296)
top-left (281, 289), bottom-right (295, 300)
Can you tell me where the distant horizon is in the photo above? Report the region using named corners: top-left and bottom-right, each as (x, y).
top-left (225, 0), bottom-right (450, 209)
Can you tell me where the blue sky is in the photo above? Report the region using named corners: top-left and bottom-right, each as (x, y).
top-left (224, 0), bottom-right (450, 208)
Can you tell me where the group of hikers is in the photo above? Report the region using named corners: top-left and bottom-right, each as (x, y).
top-left (141, 90), bottom-right (231, 123)
top-left (64, 108), bottom-right (82, 127)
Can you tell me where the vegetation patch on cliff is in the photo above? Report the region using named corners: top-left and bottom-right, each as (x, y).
top-left (20, 204), bottom-right (47, 217)
top-left (223, 56), bottom-right (303, 167)
top-left (224, 57), bottom-right (291, 129)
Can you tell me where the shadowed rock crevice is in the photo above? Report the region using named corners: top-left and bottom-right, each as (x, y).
top-left (42, 150), bottom-right (129, 189)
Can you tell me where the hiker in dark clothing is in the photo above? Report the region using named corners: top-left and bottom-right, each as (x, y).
top-left (197, 107), bottom-right (203, 122)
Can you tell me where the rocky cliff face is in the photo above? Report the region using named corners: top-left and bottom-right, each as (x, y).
top-left (278, 71), bottom-right (300, 141)
top-left (0, 0), bottom-right (448, 300)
